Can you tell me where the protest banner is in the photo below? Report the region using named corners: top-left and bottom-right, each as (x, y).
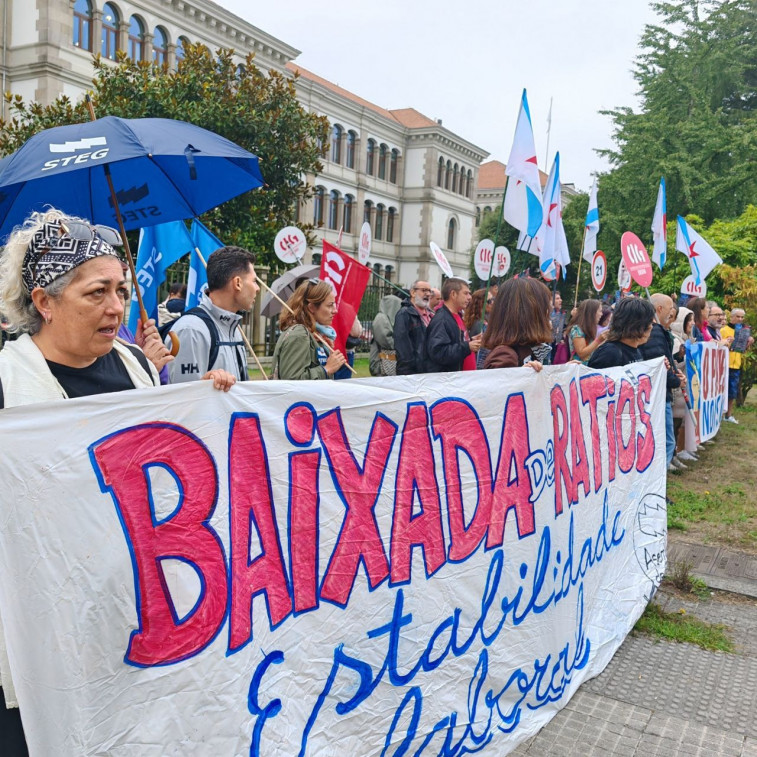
top-left (0, 360), bottom-right (667, 756)
top-left (684, 342), bottom-right (728, 442)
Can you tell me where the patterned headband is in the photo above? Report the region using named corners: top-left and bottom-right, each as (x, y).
top-left (22, 219), bottom-right (120, 294)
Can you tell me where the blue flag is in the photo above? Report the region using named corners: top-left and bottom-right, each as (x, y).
top-left (188, 220), bottom-right (224, 309)
top-left (128, 221), bottom-right (193, 332)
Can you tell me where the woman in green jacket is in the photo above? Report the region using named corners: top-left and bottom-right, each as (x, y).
top-left (272, 279), bottom-right (347, 380)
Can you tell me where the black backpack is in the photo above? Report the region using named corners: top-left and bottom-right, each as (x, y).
top-left (161, 307), bottom-right (221, 369)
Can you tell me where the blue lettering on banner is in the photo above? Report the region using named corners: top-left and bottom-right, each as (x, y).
top-left (247, 492), bottom-right (624, 755)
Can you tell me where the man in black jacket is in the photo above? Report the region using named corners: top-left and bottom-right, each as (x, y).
top-left (394, 280), bottom-right (433, 374)
top-left (640, 293), bottom-right (684, 469)
top-left (425, 278), bottom-right (482, 372)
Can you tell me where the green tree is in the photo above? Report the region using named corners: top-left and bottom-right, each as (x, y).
top-left (0, 44), bottom-right (329, 268)
top-left (597, 0), bottom-right (757, 265)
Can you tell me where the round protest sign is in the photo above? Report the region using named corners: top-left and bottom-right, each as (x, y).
top-left (618, 259), bottom-right (632, 292)
top-left (591, 250), bottom-right (607, 292)
top-left (473, 238), bottom-right (495, 280)
top-left (680, 274), bottom-right (707, 298)
top-left (430, 241), bottom-right (454, 278)
top-left (494, 246), bottom-right (511, 276)
top-left (358, 222), bottom-right (372, 265)
top-left (620, 231), bottom-right (653, 288)
top-left (274, 226), bottom-right (307, 264)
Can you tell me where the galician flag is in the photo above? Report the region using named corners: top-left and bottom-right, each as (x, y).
top-left (676, 216), bottom-right (722, 286)
top-left (503, 89), bottom-right (544, 241)
top-left (651, 177), bottom-right (667, 270)
top-left (128, 221), bottom-right (193, 332)
top-left (582, 178), bottom-right (599, 263)
top-left (188, 220), bottom-right (221, 308)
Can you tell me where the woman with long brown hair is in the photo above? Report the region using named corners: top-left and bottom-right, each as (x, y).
top-left (464, 288), bottom-right (493, 338)
top-left (567, 298), bottom-right (606, 363)
top-left (688, 297), bottom-right (711, 342)
top-left (272, 279), bottom-right (347, 380)
top-left (479, 277), bottom-right (553, 371)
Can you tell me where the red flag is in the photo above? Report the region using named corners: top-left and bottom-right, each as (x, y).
top-left (320, 240), bottom-right (371, 355)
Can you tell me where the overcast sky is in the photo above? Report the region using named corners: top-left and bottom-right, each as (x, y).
top-left (218, 0), bottom-right (659, 192)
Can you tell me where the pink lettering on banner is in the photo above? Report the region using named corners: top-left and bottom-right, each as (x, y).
top-left (228, 415), bottom-right (292, 652)
top-left (569, 380), bottom-right (591, 500)
top-left (635, 376), bottom-right (655, 471)
top-left (550, 385), bottom-right (574, 516)
top-left (615, 380), bottom-right (637, 474)
top-left (487, 393), bottom-right (535, 547)
top-left (431, 400), bottom-right (493, 562)
top-left (90, 423), bottom-right (227, 667)
top-left (391, 403), bottom-right (446, 584)
top-left (317, 409), bottom-right (397, 606)
top-left (579, 374), bottom-right (608, 493)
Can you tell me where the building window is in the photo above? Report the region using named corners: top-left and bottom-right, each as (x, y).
top-left (466, 169), bottom-right (473, 198)
top-left (176, 36), bottom-right (190, 63)
top-left (437, 156), bottom-right (444, 187)
top-left (447, 218), bottom-right (456, 250)
top-left (73, 0), bottom-right (92, 51)
top-left (363, 200), bottom-right (373, 227)
top-left (373, 263), bottom-right (382, 275)
top-left (387, 207), bottom-right (396, 243)
top-left (475, 206), bottom-right (481, 227)
top-left (313, 186), bottom-right (325, 226)
top-left (375, 203), bottom-right (385, 240)
top-left (459, 165), bottom-right (466, 195)
top-left (346, 130), bottom-right (356, 169)
top-left (331, 124), bottom-right (342, 164)
top-left (378, 144), bottom-right (388, 180)
top-left (366, 139), bottom-right (376, 175)
top-left (128, 16), bottom-right (145, 60)
top-left (445, 160), bottom-right (451, 190)
top-left (328, 190), bottom-right (340, 230)
top-left (100, 3), bottom-right (119, 59)
top-left (390, 149), bottom-right (399, 184)
top-left (384, 265), bottom-right (394, 281)
top-left (484, 205), bottom-right (492, 215)
top-left (343, 194), bottom-right (354, 234)
top-left (153, 26), bottom-right (168, 65)
top-left (452, 163), bottom-right (459, 193)
top-left (312, 253), bottom-right (322, 266)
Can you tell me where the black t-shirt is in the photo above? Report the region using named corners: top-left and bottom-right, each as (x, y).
top-left (588, 341), bottom-right (642, 369)
top-left (46, 350), bottom-right (138, 399)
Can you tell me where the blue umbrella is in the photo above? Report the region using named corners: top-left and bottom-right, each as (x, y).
top-left (0, 116), bottom-right (265, 240)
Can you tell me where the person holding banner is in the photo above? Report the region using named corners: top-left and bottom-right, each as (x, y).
top-left (271, 279), bottom-right (347, 380)
top-left (567, 299), bottom-right (606, 364)
top-left (588, 298), bottom-right (656, 369)
top-left (479, 277), bottom-right (552, 371)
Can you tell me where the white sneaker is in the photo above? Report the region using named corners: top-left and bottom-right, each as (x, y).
top-left (724, 415), bottom-right (739, 424)
top-left (671, 456), bottom-right (688, 470)
top-left (678, 450), bottom-right (698, 462)
top-left (667, 464), bottom-right (681, 474)
top-left (697, 444), bottom-right (705, 451)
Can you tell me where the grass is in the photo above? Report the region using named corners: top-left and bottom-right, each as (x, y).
top-left (634, 603), bottom-right (734, 653)
top-left (667, 392), bottom-right (757, 552)
top-left (665, 560), bottom-right (710, 599)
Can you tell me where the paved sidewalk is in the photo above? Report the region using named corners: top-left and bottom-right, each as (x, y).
top-left (511, 543), bottom-right (757, 756)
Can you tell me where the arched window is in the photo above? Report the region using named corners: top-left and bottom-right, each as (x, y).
top-left (312, 253), bottom-right (322, 266)
top-left (73, 0), bottom-right (92, 51)
top-left (484, 205), bottom-right (492, 215)
top-left (387, 207), bottom-right (396, 243)
top-left (475, 207), bottom-right (481, 227)
top-left (445, 160), bottom-right (452, 190)
top-left (384, 265), bottom-right (394, 281)
top-left (128, 16), bottom-right (145, 60)
top-left (390, 149), bottom-right (399, 184)
top-left (176, 36), bottom-right (190, 63)
top-left (447, 218), bottom-right (456, 250)
top-left (363, 200), bottom-right (373, 227)
top-left (373, 263), bottom-right (382, 275)
top-left (346, 130), bottom-right (356, 169)
top-left (328, 190), bottom-right (340, 230)
top-left (452, 163), bottom-right (459, 194)
top-left (313, 186), bottom-right (325, 226)
top-left (366, 139), bottom-right (376, 176)
top-left (153, 27), bottom-right (168, 65)
top-left (375, 203), bottom-right (385, 240)
top-left (458, 165), bottom-right (466, 194)
top-left (378, 144), bottom-right (388, 180)
top-left (466, 169), bottom-right (473, 198)
top-left (437, 156), bottom-right (444, 187)
top-left (331, 124), bottom-right (342, 164)
top-left (343, 194), bottom-right (354, 234)
top-left (100, 3), bottom-right (119, 59)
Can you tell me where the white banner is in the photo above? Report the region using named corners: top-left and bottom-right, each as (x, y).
top-left (685, 341), bottom-right (728, 442)
top-left (0, 361), bottom-right (667, 756)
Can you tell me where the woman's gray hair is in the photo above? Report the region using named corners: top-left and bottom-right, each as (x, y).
top-left (0, 208), bottom-right (85, 334)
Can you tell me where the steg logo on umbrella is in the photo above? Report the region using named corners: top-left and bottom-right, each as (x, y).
top-left (42, 136), bottom-right (109, 172)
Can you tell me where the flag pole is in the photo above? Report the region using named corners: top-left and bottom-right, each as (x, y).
top-left (192, 245), bottom-right (270, 380)
top-left (573, 225), bottom-right (588, 309)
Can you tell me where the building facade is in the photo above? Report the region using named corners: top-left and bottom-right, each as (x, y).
top-left (1, 0), bottom-right (492, 288)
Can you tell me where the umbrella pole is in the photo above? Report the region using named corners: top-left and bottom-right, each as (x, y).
top-left (257, 278), bottom-right (357, 375)
top-left (192, 246), bottom-right (269, 380)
